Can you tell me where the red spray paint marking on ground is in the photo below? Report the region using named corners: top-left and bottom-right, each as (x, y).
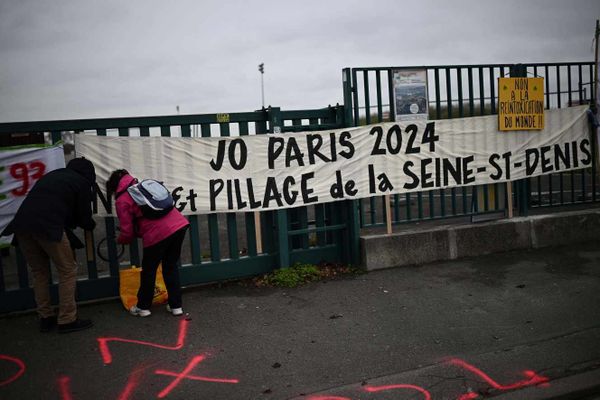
top-left (448, 358), bottom-right (549, 390)
top-left (364, 384), bottom-right (432, 399)
top-left (97, 319), bottom-right (189, 364)
top-left (154, 354), bottom-right (239, 398)
top-left (116, 365), bottom-right (147, 400)
top-left (456, 392), bottom-right (479, 400)
top-left (58, 376), bottom-right (73, 400)
top-left (306, 397), bottom-right (352, 400)
top-left (0, 355), bottom-right (25, 387)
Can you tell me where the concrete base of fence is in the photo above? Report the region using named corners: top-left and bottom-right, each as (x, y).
top-left (361, 209), bottom-right (600, 271)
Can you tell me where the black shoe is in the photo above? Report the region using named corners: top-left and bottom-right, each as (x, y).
top-left (39, 316), bottom-right (57, 332)
top-left (58, 318), bottom-right (93, 334)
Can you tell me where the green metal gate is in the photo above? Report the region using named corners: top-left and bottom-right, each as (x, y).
top-left (341, 62), bottom-right (598, 228)
top-left (0, 105), bottom-right (361, 313)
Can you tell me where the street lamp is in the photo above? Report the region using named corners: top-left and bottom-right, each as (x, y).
top-left (258, 63), bottom-right (265, 108)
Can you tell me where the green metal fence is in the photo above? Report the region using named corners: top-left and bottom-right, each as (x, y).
top-left (341, 62), bottom-right (598, 228)
top-left (0, 105), bottom-right (362, 313)
top-left (1, 61), bottom-right (597, 313)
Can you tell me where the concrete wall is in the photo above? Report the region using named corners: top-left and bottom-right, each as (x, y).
top-left (361, 209), bottom-right (600, 271)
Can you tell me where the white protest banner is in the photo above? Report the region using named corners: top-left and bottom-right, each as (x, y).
top-left (76, 105), bottom-right (592, 216)
top-left (0, 143), bottom-right (65, 245)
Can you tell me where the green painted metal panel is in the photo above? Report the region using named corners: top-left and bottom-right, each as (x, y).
top-left (105, 217), bottom-right (119, 276)
top-left (290, 245), bottom-right (339, 266)
top-left (227, 214), bottom-right (239, 260)
top-left (51, 130), bottom-right (61, 144)
top-left (208, 215), bottom-right (221, 262)
top-left (276, 209), bottom-right (289, 268)
top-left (345, 200), bottom-right (361, 266)
top-left (179, 255), bottom-right (276, 285)
top-left (188, 216), bottom-right (202, 265)
top-left (181, 124), bottom-right (191, 137)
top-left (244, 211), bottom-right (257, 257)
top-left (440, 189), bottom-right (446, 217)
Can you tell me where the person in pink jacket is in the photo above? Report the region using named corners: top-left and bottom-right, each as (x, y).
top-left (106, 170), bottom-right (189, 317)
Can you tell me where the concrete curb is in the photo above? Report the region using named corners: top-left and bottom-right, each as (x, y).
top-left (494, 369), bottom-right (600, 400)
top-left (362, 209), bottom-right (600, 270)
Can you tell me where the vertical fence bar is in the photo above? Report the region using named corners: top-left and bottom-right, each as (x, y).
top-left (118, 127), bottom-right (140, 267)
top-left (199, 123), bottom-right (220, 262)
top-left (468, 68), bottom-right (475, 116)
top-left (363, 70), bottom-right (371, 125)
top-left (387, 69), bottom-right (396, 122)
top-left (238, 121), bottom-right (258, 257)
top-left (435, 68), bottom-right (441, 119)
top-left (376, 71), bottom-right (383, 122)
top-left (180, 124), bottom-right (202, 265)
top-left (315, 204), bottom-right (326, 245)
top-left (428, 191), bottom-right (435, 218)
top-left (479, 67), bottom-right (485, 115)
top-left (352, 69), bottom-right (359, 126)
top-left (218, 122), bottom-right (239, 260)
top-left (545, 65), bottom-right (550, 109)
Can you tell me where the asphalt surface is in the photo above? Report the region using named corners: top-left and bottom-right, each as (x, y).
top-left (1, 240), bottom-right (600, 400)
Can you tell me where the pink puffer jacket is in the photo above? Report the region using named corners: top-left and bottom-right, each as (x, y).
top-left (115, 174), bottom-right (189, 248)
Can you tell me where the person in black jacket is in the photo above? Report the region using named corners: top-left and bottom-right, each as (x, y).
top-left (2, 157), bottom-right (96, 333)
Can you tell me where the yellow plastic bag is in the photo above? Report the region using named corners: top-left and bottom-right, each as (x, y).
top-left (119, 265), bottom-right (168, 310)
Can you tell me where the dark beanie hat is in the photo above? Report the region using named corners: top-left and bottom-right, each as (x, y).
top-left (67, 157), bottom-right (96, 184)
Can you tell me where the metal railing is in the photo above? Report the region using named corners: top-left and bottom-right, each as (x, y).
top-left (342, 62), bottom-right (598, 229)
top-left (0, 105), bottom-right (357, 312)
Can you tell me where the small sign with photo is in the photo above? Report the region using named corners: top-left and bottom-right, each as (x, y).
top-left (393, 69), bottom-right (429, 122)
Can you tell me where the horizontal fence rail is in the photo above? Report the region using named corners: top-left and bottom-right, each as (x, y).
top-left (342, 62), bottom-right (598, 229)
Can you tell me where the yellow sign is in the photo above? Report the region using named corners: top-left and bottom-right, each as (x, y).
top-left (216, 113), bottom-right (230, 123)
top-left (498, 77), bottom-right (544, 131)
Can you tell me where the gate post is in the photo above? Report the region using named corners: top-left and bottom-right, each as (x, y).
top-left (510, 64), bottom-right (530, 216)
top-left (266, 107), bottom-right (291, 268)
top-left (341, 68), bottom-right (362, 266)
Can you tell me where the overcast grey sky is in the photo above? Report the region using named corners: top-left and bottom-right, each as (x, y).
top-left (0, 0), bottom-right (598, 122)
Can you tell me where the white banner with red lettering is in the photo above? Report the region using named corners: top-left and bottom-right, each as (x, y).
top-left (0, 144), bottom-right (65, 245)
top-left (76, 105), bottom-right (592, 216)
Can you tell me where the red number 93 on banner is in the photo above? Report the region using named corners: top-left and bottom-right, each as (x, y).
top-left (9, 161), bottom-right (46, 196)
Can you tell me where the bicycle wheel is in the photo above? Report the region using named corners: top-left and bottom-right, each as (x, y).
top-left (96, 237), bottom-right (125, 262)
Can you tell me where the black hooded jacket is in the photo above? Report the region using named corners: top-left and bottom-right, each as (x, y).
top-left (2, 157), bottom-right (97, 242)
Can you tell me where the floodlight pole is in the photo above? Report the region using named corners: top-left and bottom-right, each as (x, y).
top-left (259, 63), bottom-right (265, 108)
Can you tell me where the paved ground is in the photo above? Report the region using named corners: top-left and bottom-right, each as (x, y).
top-left (1, 240), bottom-right (600, 400)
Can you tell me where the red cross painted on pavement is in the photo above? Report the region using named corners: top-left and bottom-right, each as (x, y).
top-left (154, 354), bottom-right (239, 398)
